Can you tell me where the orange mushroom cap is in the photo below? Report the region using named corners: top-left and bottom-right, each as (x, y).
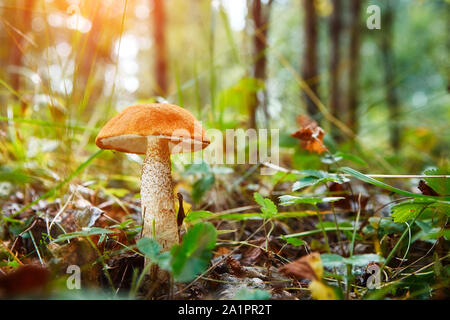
top-left (95, 103), bottom-right (210, 154)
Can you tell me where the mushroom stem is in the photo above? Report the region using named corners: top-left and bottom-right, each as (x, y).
top-left (141, 136), bottom-right (179, 253)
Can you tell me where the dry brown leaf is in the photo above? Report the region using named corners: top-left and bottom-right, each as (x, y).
top-left (226, 256), bottom-right (243, 277)
top-left (418, 180), bottom-right (440, 196)
top-left (278, 252), bottom-right (322, 281)
top-left (291, 115), bottom-right (327, 154)
top-left (214, 246), bottom-right (230, 257)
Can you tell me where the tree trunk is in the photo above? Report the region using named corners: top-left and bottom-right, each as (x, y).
top-left (74, 3), bottom-right (102, 109)
top-left (153, 0), bottom-right (168, 97)
top-left (302, 0), bottom-right (320, 120)
top-left (347, 0), bottom-right (363, 133)
top-left (381, 1), bottom-right (400, 150)
top-left (249, 0), bottom-right (272, 129)
top-left (329, 0), bottom-right (343, 141)
top-left (8, 0), bottom-right (35, 99)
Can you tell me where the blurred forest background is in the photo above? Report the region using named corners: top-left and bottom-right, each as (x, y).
top-left (1, 0), bottom-right (448, 177)
top-left (0, 0), bottom-right (449, 300)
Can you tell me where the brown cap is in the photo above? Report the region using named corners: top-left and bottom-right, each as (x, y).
top-left (95, 103), bottom-right (210, 154)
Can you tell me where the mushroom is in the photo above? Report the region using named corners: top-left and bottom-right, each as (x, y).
top-left (95, 103), bottom-right (210, 273)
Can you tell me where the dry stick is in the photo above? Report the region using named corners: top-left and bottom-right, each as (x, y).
top-left (262, 162), bottom-right (449, 179)
top-left (48, 191), bottom-right (75, 236)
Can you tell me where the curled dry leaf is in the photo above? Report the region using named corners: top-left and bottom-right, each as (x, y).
top-left (418, 180), bottom-right (440, 196)
top-left (278, 252), bottom-right (323, 281)
top-left (290, 115), bottom-right (327, 154)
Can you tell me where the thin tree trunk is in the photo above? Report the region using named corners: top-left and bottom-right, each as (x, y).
top-left (347, 0), bottom-right (362, 133)
top-left (8, 0), bottom-right (35, 98)
top-left (329, 0), bottom-right (342, 140)
top-left (74, 3), bottom-right (102, 109)
top-left (302, 0), bottom-right (319, 120)
top-left (381, 1), bottom-right (400, 150)
top-left (249, 0), bottom-right (273, 129)
top-left (153, 0), bottom-right (168, 97)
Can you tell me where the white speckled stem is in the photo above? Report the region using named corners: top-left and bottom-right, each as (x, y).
top-left (141, 137), bottom-right (179, 277)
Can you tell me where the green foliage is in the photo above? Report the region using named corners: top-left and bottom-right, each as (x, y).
top-left (137, 222), bottom-right (217, 283)
top-left (292, 170), bottom-right (349, 191)
top-left (171, 222), bottom-right (217, 282)
top-left (321, 253), bottom-right (384, 268)
top-left (136, 237), bottom-right (171, 270)
top-left (253, 192), bottom-right (278, 218)
top-left (54, 227), bottom-right (115, 242)
top-left (423, 168), bottom-right (450, 195)
top-left (184, 210), bottom-right (214, 223)
top-left (341, 167), bottom-right (450, 201)
top-left (184, 161), bottom-right (233, 203)
top-left (280, 235), bottom-right (305, 246)
top-left (391, 200), bottom-right (450, 223)
top-left (279, 195), bottom-right (344, 206)
top-left (192, 175), bottom-right (215, 204)
top-left (0, 167), bottom-right (32, 185)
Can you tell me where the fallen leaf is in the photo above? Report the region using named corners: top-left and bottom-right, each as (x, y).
top-left (309, 280), bottom-right (336, 300)
top-left (290, 115), bottom-right (327, 154)
top-left (226, 256), bottom-right (243, 277)
top-left (278, 252), bottom-right (323, 281)
top-left (214, 246), bottom-right (231, 257)
top-left (418, 180), bottom-right (440, 196)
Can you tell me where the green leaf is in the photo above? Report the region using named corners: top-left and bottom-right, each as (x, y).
top-left (171, 222), bottom-right (217, 282)
top-left (292, 170), bottom-right (349, 191)
top-left (54, 227), bottom-right (115, 242)
top-left (253, 192), bottom-right (278, 218)
top-left (344, 254), bottom-right (384, 267)
top-left (192, 174), bottom-right (215, 203)
top-left (340, 167), bottom-right (450, 201)
top-left (423, 168), bottom-right (450, 195)
top-left (321, 253), bottom-right (384, 268)
top-left (183, 161), bottom-right (211, 176)
top-left (0, 167), bottom-right (32, 185)
top-left (279, 195), bottom-right (345, 206)
top-left (234, 288), bottom-right (271, 300)
top-left (137, 238), bottom-right (162, 261)
top-left (391, 200), bottom-right (450, 223)
top-left (320, 254), bottom-right (346, 268)
top-left (392, 201), bottom-right (431, 223)
top-left (184, 210), bottom-right (214, 223)
top-left (281, 236), bottom-right (306, 246)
